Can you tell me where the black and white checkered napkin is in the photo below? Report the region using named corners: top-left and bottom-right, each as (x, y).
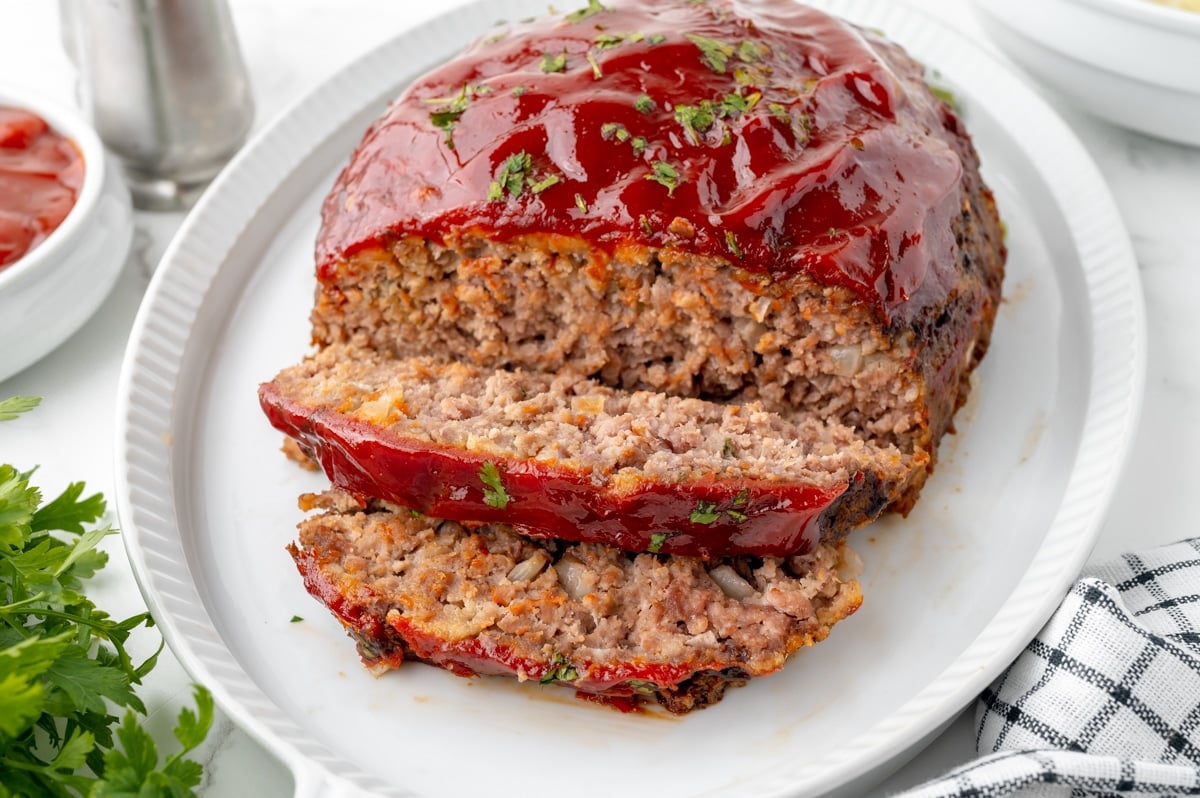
top-left (895, 537), bottom-right (1200, 797)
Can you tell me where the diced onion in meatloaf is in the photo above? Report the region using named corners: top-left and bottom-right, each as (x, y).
top-left (261, 343), bottom-right (921, 558)
top-left (289, 490), bottom-right (863, 714)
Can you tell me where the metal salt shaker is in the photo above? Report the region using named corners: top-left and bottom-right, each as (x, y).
top-left (59, 0), bottom-right (255, 211)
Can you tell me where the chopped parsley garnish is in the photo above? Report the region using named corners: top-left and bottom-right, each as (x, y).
top-left (648, 33), bottom-right (667, 45)
top-left (721, 438), bottom-right (736, 458)
top-left (928, 84), bottom-right (959, 111)
top-left (733, 66), bottom-right (756, 86)
top-left (0, 396), bottom-right (214, 795)
top-left (684, 32), bottom-right (735, 74)
top-left (645, 161), bottom-right (681, 195)
top-left (630, 136), bottom-right (648, 155)
top-left (674, 101), bottom-right (715, 144)
top-left (529, 174), bottom-right (561, 193)
top-left (719, 91), bottom-right (760, 116)
top-left (290, 615), bottom-right (304, 623)
top-left (512, 85), bottom-right (528, 97)
top-left (565, 0), bottom-right (608, 23)
top-left (689, 501), bottom-right (722, 524)
top-left (647, 532), bottom-right (672, 553)
top-left (686, 489), bottom-right (753, 525)
top-left (725, 231), bottom-right (743, 258)
top-left (737, 40), bottom-right (766, 62)
top-left (479, 460), bottom-right (511, 508)
top-left (626, 679), bottom-right (658, 694)
top-left (575, 193), bottom-right (589, 213)
top-left (601, 121), bottom-right (629, 141)
top-left (425, 83), bottom-right (481, 149)
top-left (586, 51), bottom-right (603, 79)
top-left (540, 653), bottom-right (579, 683)
top-left (635, 94), bottom-right (655, 114)
top-left (487, 152), bottom-right (533, 202)
top-left (768, 102), bottom-right (790, 123)
top-left (541, 52), bottom-right (567, 73)
top-left (640, 216), bottom-right (654, 235)
top-left (594, 33), bottom-right (624, 48)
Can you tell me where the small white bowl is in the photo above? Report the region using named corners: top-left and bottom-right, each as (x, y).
top-left (971, 0), bottom-right (1200, 147)
top-left (0, 85), bottom-right (132, 383)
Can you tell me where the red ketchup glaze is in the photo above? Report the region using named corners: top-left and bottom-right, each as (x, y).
top-left (389, 605), bottom-right (715, 697)
top-left (262, 383), bottom-right (845, 559)
top-left (0, 107), bottom-right (84, 270)
top-left (316, 0), bottom-right (964, 324)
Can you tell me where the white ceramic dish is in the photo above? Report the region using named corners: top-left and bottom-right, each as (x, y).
top-left (115, 1), bottom-right (1145, 796)
top-left (0, 85), bottom-right (132, 382)
top-left (971, 0), bottom-right (1200, 147)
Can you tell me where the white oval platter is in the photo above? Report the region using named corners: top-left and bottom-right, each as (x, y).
top-left (115, 1), bottom-right (1144, 796)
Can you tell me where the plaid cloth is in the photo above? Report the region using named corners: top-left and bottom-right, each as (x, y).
top-left (895, 538), bottom-right (1200, 797)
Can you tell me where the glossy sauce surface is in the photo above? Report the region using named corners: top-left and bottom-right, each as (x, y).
top-left (0, 107), bottom-right (84, 270)
top-left (317, 0), bottom-right (965, 322)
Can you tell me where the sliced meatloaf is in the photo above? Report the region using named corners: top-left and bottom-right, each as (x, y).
top-left (307, 0), bottom-right (1006, 518)
top-left (289, 490), bottom-right (863, 714)
top-left (261, 343), bottom-right (918, 558)
top-left (267, 0), bottom-right (1008, 712)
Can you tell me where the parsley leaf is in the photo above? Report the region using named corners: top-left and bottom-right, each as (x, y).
top-left (0, 395), bottom-right (40, 422)
top-left (540, 652), bottom-right (579, 684)
top-left (488, 152), bottom-right (533, 201)
top-left (674, 101), bottom-right (715, 144)
top-left (689, 501), bottom-right (722, 524)
top-left (725, 231), bottom-right (743, 258)
top-left (645, 161), bottom-right (682, 195)
top-left (479, 461), bottom-right (511, 509)
top-left (586, 51), bottom-right (603, 79)
top-left (718, 91), bottom-right (760, 116)
top-left (424, 83), bottom-right (479, 150)
top-left (647, 531), bottom-right (672, 553)
top-left (928, 84), bottom-right (959, 112)
top-left (541, 52), bottom-right (567, 73)
top-left (684, 33), bottom-right (735, 74)
top-left (0, 397), bottom-right (213, 796)
top-left (635, 94), bottom-right (655, 114)
top-left (529, 174), bottom-right (561, 194)
top-left (565, 0), bottom-right (608, 23)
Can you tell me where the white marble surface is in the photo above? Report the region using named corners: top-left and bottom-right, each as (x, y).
top-left (1, 1), bottom-right (1197, 795)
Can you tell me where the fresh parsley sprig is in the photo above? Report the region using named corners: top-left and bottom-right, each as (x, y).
top-left (0, 396), bottom-right (212, 797)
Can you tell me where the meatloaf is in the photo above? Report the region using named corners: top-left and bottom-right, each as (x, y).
top-left (287, 0), bottom-right (1004, 546)
top-left (265, 0), bottom-right (1006, 711)
top-left (290, 489), bottom-right (863, 714)
top-left (262, 343), bottom-right (916, 557)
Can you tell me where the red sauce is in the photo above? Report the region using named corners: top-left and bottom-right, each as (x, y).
top-left (0, 107), bottom-right (84, 270)
top-left (316, 0), bottom-right (964, 323)
top-left (388, 606), bottom-right (728, 695)
top-left (262, 382), bottom-right (844, 558)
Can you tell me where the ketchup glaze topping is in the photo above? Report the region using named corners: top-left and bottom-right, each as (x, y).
top-left (0, 107), bottom-right (84, 271)
top-left (317, 0), bottom-right (966, 323)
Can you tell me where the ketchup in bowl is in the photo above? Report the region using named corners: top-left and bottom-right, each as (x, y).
top-left (0, 106), bottom-right (85, 270)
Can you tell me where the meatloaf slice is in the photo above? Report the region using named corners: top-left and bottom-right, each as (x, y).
top-left (261, 343), bottom-right (919, 558)
top-left (289, 490), bottom-right (863, 714)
